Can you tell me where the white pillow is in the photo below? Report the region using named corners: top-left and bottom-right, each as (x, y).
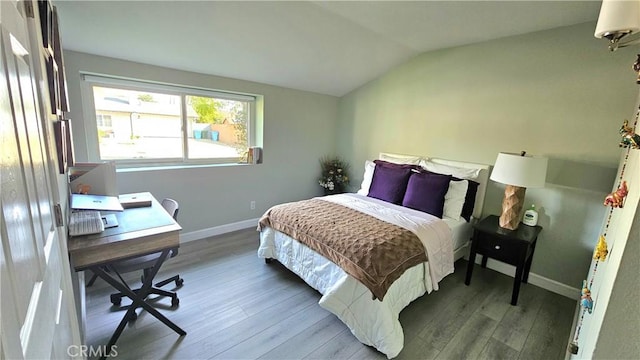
top-left (419, 159), bottom-right (481, 180)
top-left (357, 160), bottom-right (375, 195)
top-left (379, 153), bottom-right (422, 165)
top-left (443, 179), bottom-right (468, 221)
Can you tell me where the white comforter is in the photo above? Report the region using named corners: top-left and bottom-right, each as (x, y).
top-left (257, 193), bottom-right (454, 358)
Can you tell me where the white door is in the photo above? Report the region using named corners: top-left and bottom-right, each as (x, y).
top-left (1, 1), bottom-right (80, 358)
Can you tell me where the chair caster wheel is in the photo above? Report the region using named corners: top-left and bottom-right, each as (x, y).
top-left (175, 278), bottom-right (184, 287)
top-left (110, 294), bottom-right (121, 306)
top-left (171, 297), bottom-right (179, 307)
top-left (128, 311), bottom-right (138, 322)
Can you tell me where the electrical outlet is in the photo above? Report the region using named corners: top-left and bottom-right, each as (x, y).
top-left (250, 201), bottom-right (256, 210)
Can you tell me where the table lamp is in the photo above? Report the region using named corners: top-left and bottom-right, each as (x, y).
top-left (490, 151), bottom-right (548, 230)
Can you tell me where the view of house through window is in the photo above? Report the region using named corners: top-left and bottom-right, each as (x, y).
top-left (91, 83), bottom-right (251, 163)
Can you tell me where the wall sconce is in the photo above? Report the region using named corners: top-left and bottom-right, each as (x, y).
top-left (594, 0), bottom-right (640, 51)
top-left (490, 151), bottom-right (548, 231)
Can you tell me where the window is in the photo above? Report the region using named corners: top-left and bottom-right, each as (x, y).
top-left (96, 114), bottom-right (112, 127)
top-left (81, 75), bottom-right (257, 166)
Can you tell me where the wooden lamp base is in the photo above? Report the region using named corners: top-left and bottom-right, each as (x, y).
top-left (499, 185), bottom-right (526, 230)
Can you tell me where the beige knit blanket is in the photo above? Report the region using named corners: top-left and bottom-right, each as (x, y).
top-left (257, 199), bottom-right (427, 300)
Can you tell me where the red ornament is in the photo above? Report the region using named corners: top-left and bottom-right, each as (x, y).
top-left (604, 181), bottom-right (628, 208)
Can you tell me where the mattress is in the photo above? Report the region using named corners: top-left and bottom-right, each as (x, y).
top-left (443, 217), bottom-right (473, 251)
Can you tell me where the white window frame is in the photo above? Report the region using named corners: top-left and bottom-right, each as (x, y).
top-left (80, 73), bottom-right (258, 168)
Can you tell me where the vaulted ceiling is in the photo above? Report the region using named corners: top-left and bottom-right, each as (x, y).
top-left (56, 1), bottom-right (601, 97)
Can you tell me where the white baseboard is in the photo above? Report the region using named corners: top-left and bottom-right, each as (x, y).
top-left (179, 219), bottom-right (580, 300)
top-left (474, 257), bottom-right (580, 300)
top-left (179, 218), bottom-right (260, 243)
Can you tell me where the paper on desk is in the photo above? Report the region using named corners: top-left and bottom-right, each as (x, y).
top-left (69, 162), bottom-right (117, 196)
top-left (71, 194), bottom-right (124, 211)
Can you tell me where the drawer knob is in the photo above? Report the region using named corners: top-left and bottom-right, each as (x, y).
top-left (494, 245), bottom-right (501, 250)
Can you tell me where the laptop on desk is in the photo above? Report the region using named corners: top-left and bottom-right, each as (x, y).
top-left (70, 194), bottom-right (124, 212)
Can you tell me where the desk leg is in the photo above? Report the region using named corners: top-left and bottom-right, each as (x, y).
top-left (91, 250), bottom-right (187, 356)
top-left (70, 263), bottom-right (86, 344)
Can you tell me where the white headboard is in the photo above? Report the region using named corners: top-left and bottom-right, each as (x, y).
top-left (379, 153), bottom-right (490, 220)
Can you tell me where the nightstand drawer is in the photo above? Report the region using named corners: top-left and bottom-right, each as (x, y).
top-left (475, 234), bottom-right (522, 264)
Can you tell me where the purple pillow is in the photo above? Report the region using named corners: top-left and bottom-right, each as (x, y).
top-left (402, 171), bottom-right (451, 218)
top-left (373, 159), bottom-right (420, 170)
top-left (367, 165), bottom-right (413, 204)
top-left (460, 180), bottom-right (479, 222)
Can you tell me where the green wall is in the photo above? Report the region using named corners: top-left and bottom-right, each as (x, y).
top-left (64, 51), bottom-right (339, 234)
top-left (336, 22), bottom-right (637, 288)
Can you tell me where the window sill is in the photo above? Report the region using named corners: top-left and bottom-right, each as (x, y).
top-left (116, 162), bottom-right (255, 173)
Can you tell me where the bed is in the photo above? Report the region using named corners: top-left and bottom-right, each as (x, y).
top-left (257, 153), bottom-right (489, 358)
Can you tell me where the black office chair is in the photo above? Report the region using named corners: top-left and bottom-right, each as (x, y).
top-left (108, 198), bottom-right (184, 315)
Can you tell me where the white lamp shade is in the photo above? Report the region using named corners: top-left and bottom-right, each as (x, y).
top-left (490, 152), bottom-right (548, 188)
top-left (594, 0), bottom-right (640, 38)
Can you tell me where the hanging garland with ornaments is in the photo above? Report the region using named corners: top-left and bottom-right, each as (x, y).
top-left (567, 102), bottom-right (638, 355)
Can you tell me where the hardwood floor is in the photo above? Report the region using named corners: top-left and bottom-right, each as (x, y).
top-left (84, 228), bottom-right (576, 360)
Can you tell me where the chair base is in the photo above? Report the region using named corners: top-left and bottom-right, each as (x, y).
top-left (87, 272), bottom-right (99, 287)
top-left (156, 274), bottom-right (184, 288)
top-left (110, 274), bottom-right (183, 309)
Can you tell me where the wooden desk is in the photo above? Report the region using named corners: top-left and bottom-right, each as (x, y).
top-left (68, 192), bottom-right (181, 270)
top-left (68, 192), bottom-right (186, 356)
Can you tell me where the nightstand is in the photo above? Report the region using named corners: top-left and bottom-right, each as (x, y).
top-left (464, 215), bottom-right (542, 305)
